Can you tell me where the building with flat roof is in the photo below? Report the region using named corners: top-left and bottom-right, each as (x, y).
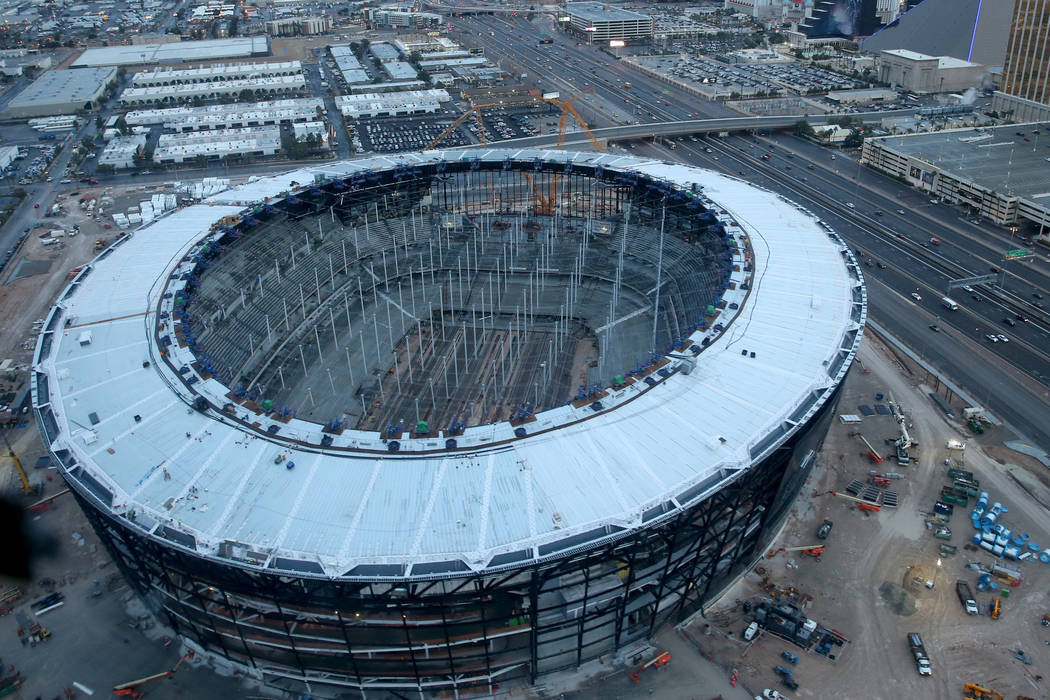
top-left (99, 135), bottom-right (147, 169)
top-left (120, 74), bottom-right (306, 106)
top-left (7, 66), bottom-right (116, 118)
top-left (335, 89), bottom-right (450, 118)
top-left (383, 60), bottom-right (419, 80)
top-left (994, 0), bottom-right (1050, 121)
top-left (364, 6), bottom-right (441, 28)
top-left (73, 37), bottom-right (269, 67)
top-left (346, 80), bottom-right (426, 94)
top-left (153, 125), bottom-right (281, 163)
top-left (124, 98), bottom-right (323, 131)
top-left (131, 62), bottom-right (301, 87)
top-left (878, 49), bottom-right (986, 93)
top-left (862, 122), bottom-right (1050, 231)
top-left (565, 2), bottom-right (653, 44)
top-left (265, 16), bottom-right (332, 36)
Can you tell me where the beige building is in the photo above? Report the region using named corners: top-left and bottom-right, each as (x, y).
top-left (878, 49), bottom-right (986, 93)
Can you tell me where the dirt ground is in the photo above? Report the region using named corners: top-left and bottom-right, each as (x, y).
top-left (689, 330), bottom-right (1050, 700)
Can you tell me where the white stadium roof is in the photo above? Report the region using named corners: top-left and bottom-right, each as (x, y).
top-left (34, 149), bottom-right (864, 579)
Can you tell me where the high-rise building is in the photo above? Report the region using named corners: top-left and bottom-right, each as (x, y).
top-left (994, 0), bottom-right (1050, 120)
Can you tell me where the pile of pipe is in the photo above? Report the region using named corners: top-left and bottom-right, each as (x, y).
top-left (971, 491), bottom-right (1049, 562)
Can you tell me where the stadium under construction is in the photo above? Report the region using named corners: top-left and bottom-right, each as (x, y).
top-left (32, 149), bottom-right (865, 696)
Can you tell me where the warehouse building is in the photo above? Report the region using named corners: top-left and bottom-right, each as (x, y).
top-left (335, 89), bottom-right (450, 119)
top-left (346, 80), bottom-right (425, 94)
top-left (131, 61), bottom-right (302, 87)
top-left (7, 67), bottom-right (116, 118)
top-left (565, 2), bottom-right (653, 44)
top-left (124, 98), bottom-right (323, 131)
top-left (329, 46), bottom-right (370, 85)
top-left (120, 75), bottom-right (306, 106)
top-left (153, 126), bottom-right (281, 163)
top-left (382, 61), bottom-right (419, 80)
top-left (74, 37), bottom-right (269, 67)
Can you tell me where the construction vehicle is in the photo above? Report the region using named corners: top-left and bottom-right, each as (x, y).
top-left (991, 598), bottom-right (1000, 620)
top-left (627, 650), bottom-right (669, 683)
top-left (956, 581), bottom-right (978, 615)
top-left (888, 398), bottom-right (914, 465)
top-left (963, 682), bottom-right (1002, 700)
top-left (907, 632), bottom-right (932, 676)
top-left (816, 519), bottom-right (833, 540)
top-left (1, 429), bottom-right (34, 495)
top-left (14, 610), bottom-right (50, 646)
top-left (858, 434), bottom-right (883, 463)
top-left (94, 238), bottom-right (106, 251)
top-left (766, 544), bottom-right (825, 559)
top-left (113, 651), bottom-right (194, 697)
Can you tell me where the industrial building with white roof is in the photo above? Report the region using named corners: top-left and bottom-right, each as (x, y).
top-left (34, 149), bottom-right (863, 696)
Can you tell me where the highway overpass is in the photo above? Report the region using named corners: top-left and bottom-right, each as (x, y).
top-left (449, 110), bottom-right (916, 150)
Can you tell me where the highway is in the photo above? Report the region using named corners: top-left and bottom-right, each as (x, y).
top-left (444, 13), bottom-right (1050, 450)
top-left (1, 13), bottom-right (1044, 451)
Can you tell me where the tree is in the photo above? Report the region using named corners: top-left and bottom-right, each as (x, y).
top-left (843, 130), bottom-right (865, 148)
top-left (793, 119), bottom-right (815, 138)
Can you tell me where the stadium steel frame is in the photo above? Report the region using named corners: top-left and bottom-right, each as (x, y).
top-left (66, 379), bottom-right (841, 696)
top-left (33, 151), bottom-right (863, 697)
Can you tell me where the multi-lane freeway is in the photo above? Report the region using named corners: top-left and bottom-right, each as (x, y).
top-left (2, 13), bottom-right (1046, 450)
top-left (447, 14), bottom-right (1050, 450)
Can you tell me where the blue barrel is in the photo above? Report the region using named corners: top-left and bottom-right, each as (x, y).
top-left (1027, 542), bottom-right (1040, 552)
top-left (1012, 535), bottom-right (1027, 546)
top-left (971, 534), bottom-right (983, 545)
top-left (988, 581), bottom-right (999, 590)
top-left (978, 573), bottom-right (991, 584)
top-left (976, 491), bottom-right (989, 513)
top-left (992, 545), bottom-right (1005, 557)
top-left (1004, 546), bottom-right (1020, 560)
top-left (1040, 549), bottom-right (1050, 563)
top-left (979, 541), bottom-right (994, 553)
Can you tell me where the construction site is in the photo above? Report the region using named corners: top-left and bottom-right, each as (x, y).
top-left (663, 326), bottom-right (1050, 700)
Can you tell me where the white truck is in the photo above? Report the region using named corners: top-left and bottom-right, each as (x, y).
top-left (941, 297), bottom-right (959, 310)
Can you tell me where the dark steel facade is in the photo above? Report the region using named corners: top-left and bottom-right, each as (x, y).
top-left (59, 378), bottom-right (844, 697)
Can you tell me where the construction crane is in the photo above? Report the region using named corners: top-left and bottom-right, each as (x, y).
top-left (831, 491), bottom-right (881, 512)
top-left (425, 102), bottom-right (499, 150)
top-left (857, 434), bottom-right (883, 464)
top-left (425, 92), bottom-right (604, 215)
top-left (1, 429), bottom-right (33, 495)
top-left (888, 397), bottom-right (913, 466)
top-left (765, 544), bottom-right (826, 559)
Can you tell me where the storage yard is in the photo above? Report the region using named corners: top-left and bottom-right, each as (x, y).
top-left (676, 330), bottom-right (1050, 700)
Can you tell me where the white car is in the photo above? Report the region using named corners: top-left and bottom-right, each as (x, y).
top-left (911, 292), bottom-right (922, 301)
top-left (997, 334), bottom-right (1009, 343)
top-left (744, 621), bottom-right (759, 641)
top-left (763, 690), bottom-right (790, 700)
top-left (846, 202), bottom-right (855, 208)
